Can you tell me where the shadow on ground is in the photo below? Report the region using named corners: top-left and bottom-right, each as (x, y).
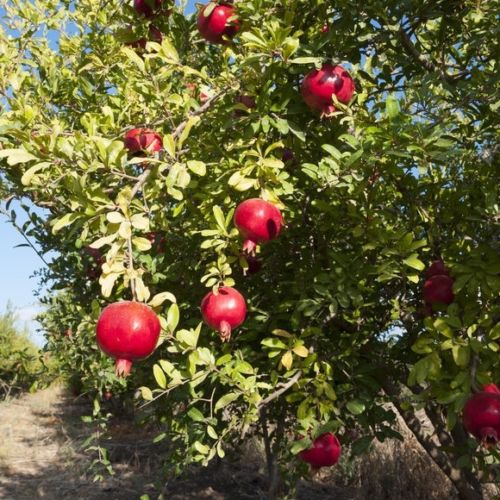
top-left (0, 387), bottom-right (497, 499)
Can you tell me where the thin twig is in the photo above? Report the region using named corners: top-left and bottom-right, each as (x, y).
top-left (0, 206), bottom-right (50, 267)
top-left (257, 371), bottom-right (301, 409)
top-left (127, 235), bottom-right (137, 301)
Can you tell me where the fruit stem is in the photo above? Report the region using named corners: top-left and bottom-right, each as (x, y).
top-left (219, 320), bottom-right (232, 342)
top-left (115, 358), bottom-right (133, 377)
top-left (242, 238), bottom-right (257, 256)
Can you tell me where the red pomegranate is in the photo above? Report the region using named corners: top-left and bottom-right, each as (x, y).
top-left (197, 2), bottom-right (239, 44)
top-left (96, 301), bottom-right (161, 376)
top-left (134, 0), bottom-right (162, 17)
top-left (301, 64), bottom-right (355, 115)
top-left (425, 259), bottom-right (450, 278)
top-left (124, 128), bottom-right (163, 155)
top-left (321, 24), bottom-right (330, 33)
top-left (423, 274), bottom-right (454, 305)
top-left (234, 198), bottom-right (283, 255)
top-left (234, 94), bottom-right (256, 116)
top-left (300, 432), bottom-right (342, 469)
top-left (146, 231), bottom-right (166, 253)
top-left (127, 25), bottom-right (163, 51)
top-left (463, 384), bottom-right (500, 446)
top-left (201, 286), bottom-right (247, 341)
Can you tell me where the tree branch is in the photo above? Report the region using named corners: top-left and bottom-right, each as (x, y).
top-left (384, 381), bottom-right (483, 500)
top-left (258, 371), bottom-right (301, 410)
top-left (398, 26), bottom-right (467, 85)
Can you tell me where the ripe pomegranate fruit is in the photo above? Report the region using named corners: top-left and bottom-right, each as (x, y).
top-left (96, 301), bottom-right (161, 376)
top-left (425, 259), bottom-right (450, 278)
top-left (134, 0), bottom-right (162, 17)
top-left (234, 198), bottom-right (283, 255)
top-left (423, 274), bottom-right (454, 305)
top-left (201, 286), bottom-right (247, 341)
top-left (234, 94), bottom-right (256, 116)
top-left (301, 64), bottom-right (355, 115)
top-left (197, 2), bottom-right (239, 44)
top-left (321, 24), bottom-right (330, 33)
top-left (146, 231), bottom-right (166, 253)
top-left (127, 25), bottom-right (163, 51)
top-left (104, 391), bottom-right (113, 401)
top-left (300, 432), bottom-right (342, 469)
top-left (463, 384), bottom-right (500, 446)
top-left (124, 128), bottom-right (163, 155)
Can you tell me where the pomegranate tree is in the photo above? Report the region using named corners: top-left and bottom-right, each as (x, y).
top-left (423, 274), bottom-right (454, 306)
top-left (300, 432), bottom-right (342, 469)
top-left (124, 128), bottom-right (163, 155)
top-left (201, 286), bottom-right (247, 341)
top-left (463, 384), bottom-right (500, 446)
top-left (301, 64), bottom-right (355, 115)
top-left (197, 2), bottom-right (239, 44)
top-left (96, 301), bottom-right (161, 376)
top-left (234, 198), bottom-right (283, 255)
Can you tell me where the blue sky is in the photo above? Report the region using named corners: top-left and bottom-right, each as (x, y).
top-left (0, 0), bottom-right (197, 344)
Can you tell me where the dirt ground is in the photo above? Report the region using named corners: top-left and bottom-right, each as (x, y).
top-left (0, 386), bottom-right (497, 500)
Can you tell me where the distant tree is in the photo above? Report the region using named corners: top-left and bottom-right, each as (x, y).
top-left (0, 303), bottom-right (41, 398)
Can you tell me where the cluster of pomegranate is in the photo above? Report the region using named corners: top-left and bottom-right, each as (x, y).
top-left (423, 259), bottom-right (454, 307)
top-left (199, 198), bottom-right (283, 340)
top-left (126, 0), bottom-right (172, 50)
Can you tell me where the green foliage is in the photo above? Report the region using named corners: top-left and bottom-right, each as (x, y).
top-left (0, 304), bottom-right (43, 398)
top-left (0, 0), bottom-right (498, 492)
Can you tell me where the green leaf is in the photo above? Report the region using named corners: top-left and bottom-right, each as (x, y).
top-left (0, 148), bottom-right (38, 165)
top-left (167, 303), bottom-right (180, 332)
top-left (281, 350), bottom-right (293, 370)
top-left (153, 364), bottom-right (167, 389)
top-left (52, 213), bottom-right (80, 234)
top-left (351, 436), bottom-right (374, 455)
top-left (214, 392), bottom-right (240, 412)
top-left (188, 407), bottom-right (205, 422)
top-left (21, 162), bottom-right (51, 185)
top-left (403, 253), bottom-right (425, 271)
top-left (187, 160), bottom-right (206, 176)
top-left (164, 134), bottom-right (176, 158)
top-left (261, 338), bottom-right (288, 349)
top-left (212, 206), bottom-right (226, 231)
top-left (452, 345), bottom-right (470, 367)
top-left (106, 211), bottom-right (124, 224)
top-left (386, 94), bottom-right (400, 119)
top-left (289, 57), bottom-right (323, 65)
top-left (207, 425), bottom-right (218, 439)
top-left (140, 386), bottom-right (153, 401)
top-left (149, 291), bottom-right (176, 307)
top-left (346, 400), bottom-right (366, 415)
top-left (292, 345), bottom-right (309, 357)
